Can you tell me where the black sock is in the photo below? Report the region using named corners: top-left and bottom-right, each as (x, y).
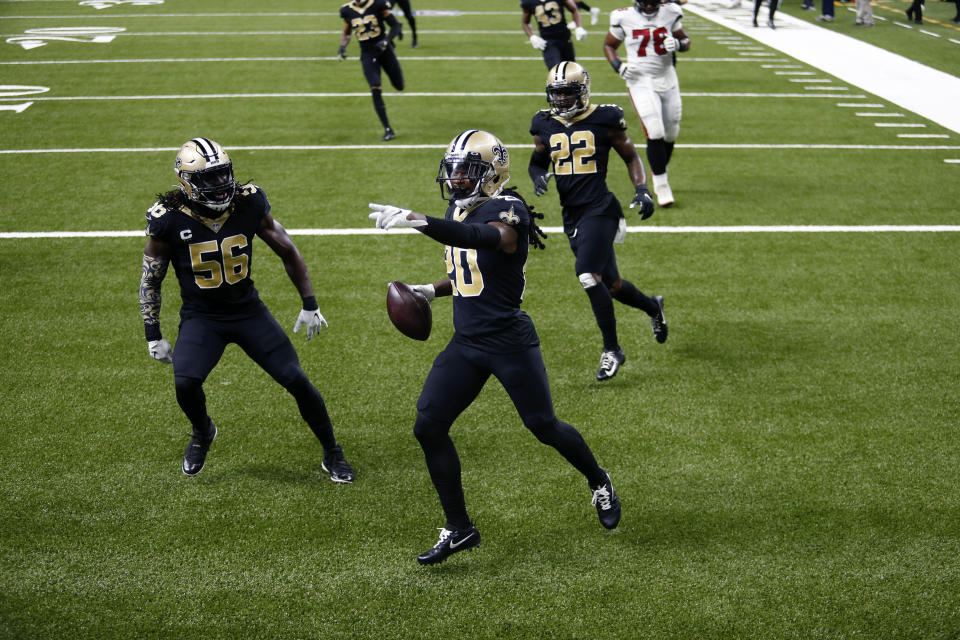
top-left (584, 284), bottom-right (618, 351)
top-left (286, 377), bottom-right (337, 450)
top-left (371, 88), bottom-right (390, 129)
top-left (612, 279), bottom-right (659, 316)
top-left (529, 418), bottom-right (605, 487)
top-left (174, 375), bottom-right (212, 437)
top-left (415, 414), bottom-right (471, 531)
top-left (664, 141), bottom-right (675, 166)
top-left (646, 138), bottom-right (668, 175)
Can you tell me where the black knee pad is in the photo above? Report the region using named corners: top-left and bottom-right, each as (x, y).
top-left (174, 375), bottom-right (202, 397)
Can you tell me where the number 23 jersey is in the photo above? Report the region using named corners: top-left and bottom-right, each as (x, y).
top-left (145, 184), bottom-right (269, 317)
top-left (444, 194), bottom-right (539, 353)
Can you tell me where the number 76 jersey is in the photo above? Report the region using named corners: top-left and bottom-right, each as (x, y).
top-left (609, 4), bottom-right (683, 90)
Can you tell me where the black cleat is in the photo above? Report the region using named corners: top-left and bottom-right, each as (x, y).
top-left (321, 445), bottom-right (355, 484)
top-left (596, 348), bottom-right (626, 381)
top-left (381, 127), bottom-right (396, 141)
top-left (412, 35), bottom-right (418, 48)
top-left (591, 468), bottom-right (621, 530)
top-left (417, 525), bottom-right (481, 565)
top-left (650, 295), bottom-right (668, 344)
top-left (182, 420), bottom-right (217, 476)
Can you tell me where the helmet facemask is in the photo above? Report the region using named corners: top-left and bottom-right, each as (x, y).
top-left (437, 154), bottom-right (494, 204)
top-left (547, 84), bottom-right (588, 119)
top-left (635, 0), bottom-right (660, 15)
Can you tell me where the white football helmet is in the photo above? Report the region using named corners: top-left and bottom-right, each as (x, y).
top-left (546, 61), bottom-right (591, 119)
top-left (175, 137), bottom-right (235, 211)
top-left (436, 130), bottom-right (510, 206)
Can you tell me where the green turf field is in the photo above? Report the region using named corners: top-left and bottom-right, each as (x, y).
top-left (2, 1), bottom-right (959, 638)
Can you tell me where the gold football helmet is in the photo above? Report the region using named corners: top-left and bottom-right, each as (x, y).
top-left (436, 130), bottom-right (510, 205)
top-left (546, 61), bottom-right (591, 119)
top-left (175, 137), bottom-right (235, 211)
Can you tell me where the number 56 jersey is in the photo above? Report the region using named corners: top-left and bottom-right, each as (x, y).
top-left (444, 194), bottom-right (540, 353)
top-left (145, 184), bottom-right (269, 317)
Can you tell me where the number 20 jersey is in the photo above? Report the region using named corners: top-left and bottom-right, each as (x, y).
top-left (145, 185), bottom-right (269, 317)
top-left (529, 103), bottom-right (626, 218)
top-left (443, 194), bottom-right (539, 353)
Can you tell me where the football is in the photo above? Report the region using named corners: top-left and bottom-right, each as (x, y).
top-left (386, 281), bottom-right (432, 341)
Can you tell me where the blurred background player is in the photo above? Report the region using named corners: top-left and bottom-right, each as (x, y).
top-left (393, 0), bottom-right (419, 47)
top-left (522, 0), bottom-right (588, 69)
top-left (140, 137), bottom-right (355, 482)
top-left (528, 62), bottom-right (667, 381)
top-left (367, 130), bottom-right (621, 565)
top-left (576, 1), bottom-right (604, 24)
top-left (753, 0), bottom-right (778, 27)
top-left (337, 0), bottom-right (404, 141)
top-left (604, 0), bottom-right (690, 208)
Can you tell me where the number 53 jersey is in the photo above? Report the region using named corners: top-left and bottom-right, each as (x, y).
top-left (443, 194), bottom-right (540, 353)
top-left (145, 184), bottom-right (268, 317)
top-left (529, 103), bottom-right (626, 218)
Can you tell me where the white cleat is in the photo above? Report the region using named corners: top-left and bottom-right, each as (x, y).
top-left (655, 181), bottom-right (675, 208)
top-left (590, 6), bottom-right (602, 24)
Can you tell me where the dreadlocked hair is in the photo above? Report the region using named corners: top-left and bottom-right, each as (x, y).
top-left (501, 186), bottom-right (547, 250)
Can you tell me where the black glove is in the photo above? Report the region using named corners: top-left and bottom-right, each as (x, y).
top-left (529, 166), bottom-right (550, 196)
top-left (336, 45), bottom-right (346, 60)
top-left (630, 184), bottom-right (655, 220)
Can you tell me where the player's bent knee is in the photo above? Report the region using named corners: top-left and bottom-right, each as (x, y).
top-left (578, 272), bottom-right (600, 289)
top-left (608, 277), bottom-right (622, 294)
top-left (174, 375), bottom-right (202, 395)
top-left (525, 416), bottom-right (561, 444)
top-left (413, 412), bottom-right (451, 444)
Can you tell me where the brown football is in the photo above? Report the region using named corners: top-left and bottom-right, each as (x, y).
top-left (386, 281), bottom-right (432, 341)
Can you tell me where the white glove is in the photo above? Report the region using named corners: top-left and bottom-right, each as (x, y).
top-left (663, 36), bottom-right (678, 52)
top-left (294, 308), bottom-right (328, 341)
top-left (529, 34), bottom-right (547, 50)
top-left (575, 26), bottom-right (588, 41)
top-left (368, 203), bottom-right (428, 230)
top-left (618, 62), bottom-right (642, 81)
top-left (147, 338), bottom-right (173, 364)
top-left (409, 283), bottom-right (436, 303)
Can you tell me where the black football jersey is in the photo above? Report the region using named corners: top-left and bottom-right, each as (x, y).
top-left (145, 184), bottom-right (269, 317)
top-left (521, 0), bottom-right (572, 40)
top-left (529, 103), bottom-right (627, 222)
top-left (340, 0), bottom-right (393, 53)
top-left (443, 195), bottom-right (540, 353)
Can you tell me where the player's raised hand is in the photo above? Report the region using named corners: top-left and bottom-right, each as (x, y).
top-left (368, 203), bottom-right (428, 230)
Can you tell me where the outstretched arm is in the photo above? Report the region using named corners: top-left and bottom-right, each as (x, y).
top-left (140, 237), bottom-right (173, 362)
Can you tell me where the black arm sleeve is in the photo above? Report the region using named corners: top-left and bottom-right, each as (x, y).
top-left (385, 13), bottom-right (402, 40)
top-left (529, 148), bottom-right (550, 182)
top-left (419, 216), bottom-right (502, 249)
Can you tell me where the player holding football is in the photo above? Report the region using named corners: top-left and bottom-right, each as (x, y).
top-left (604, 0), bottom-right (690, 207)
top-left (139, 137), bottom-right (355, 483)
top-left (366, 129), bottom-right (621, 565)
top-left (529, 62), bottom-right (667, 382)
top-left (337, 0), bottom-right (405, 141)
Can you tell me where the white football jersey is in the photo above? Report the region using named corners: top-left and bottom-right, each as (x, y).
top-left (609, 4), bottom-right (683, 88)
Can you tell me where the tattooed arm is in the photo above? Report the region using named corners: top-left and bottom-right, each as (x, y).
top-left (140, 237), bottom-right (171, 342)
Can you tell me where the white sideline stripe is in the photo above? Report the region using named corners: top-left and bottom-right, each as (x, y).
top-left (945, 159), bottom-right (960, 163)
top-left (875, 123), bottom-right (925, 127)
top-left (897, 134), bottom-right (950, 138)
top-left (919, 30), bottom-right (941, 37)
top-left (0, 91), bottom-right (867, 102)
top-left (0, 56), bottom-right (773, 65)
top-left (837, 103), bottom-right (884, 107)
top-left (3, 143), bottom-right (959, 155)
top-left (685, 2), bottom-right (960, 134)
top-left (4, 225), bottom-right (959, 240)
top-left (856, 112), bottom-right (904, 117)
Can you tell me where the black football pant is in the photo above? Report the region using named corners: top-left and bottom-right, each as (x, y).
top-left (542, 38), bottom-right (576, 69)
top-left (172, 303), bottom-right (337, 450)
top-left (414, 340), bottom-right (606, 530)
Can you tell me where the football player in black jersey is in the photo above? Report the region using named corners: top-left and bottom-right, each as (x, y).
top-left (528, 62), bottom-right (668, 382)
top-left (367, 130), bottom-right (621, 566)
top-left (521, 0), bottom-right (588, 69)
top-left (392, 0), bottom-right (418, 47)
top-left (337, 0), bottom-right (404, 141)
top-left (139, 137), bottom-right (355, 482)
